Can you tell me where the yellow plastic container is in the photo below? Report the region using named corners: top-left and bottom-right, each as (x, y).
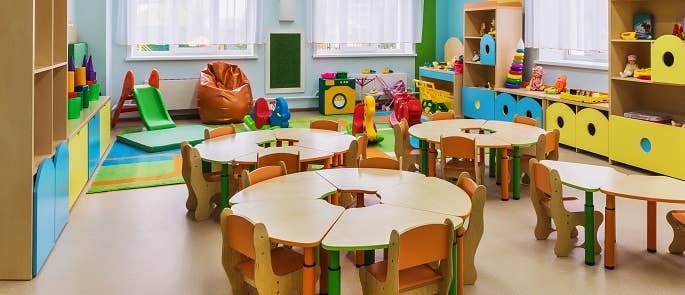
top-left (560, 92), bottom-right (609, 103)
top-left (575, 108), bottom-right (609, 156)
top-left (546, 102), bottom-right (576, 147)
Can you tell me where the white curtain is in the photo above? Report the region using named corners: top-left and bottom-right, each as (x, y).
top-left (124, 0), bottom-right (262, 45)
top-left (525, 0), bottom-right (608, 52)
top-left (308, 0), bottom-right (423, 44)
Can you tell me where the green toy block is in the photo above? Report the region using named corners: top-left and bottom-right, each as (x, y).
top-left (68, 42), bottom-right (88, 67)
top-left (88, 83), bottom-right (100, 101)
top-left (68, 97), bottom-right (82, 119)
top-left (79, 89), bottom-right (89, 108)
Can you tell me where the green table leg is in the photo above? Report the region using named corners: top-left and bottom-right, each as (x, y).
top-left (364, 250), bottom-right (375, 265)
top-left (449, 236), bottom-right (458, 295)
top-left (489, 148), bottom-right (496, 178)
top-left (328, 250), bottom-right (341, 295)
top-left (220, 164), bottom-right (229, 208)
top-left (420, 139), bottom-right (428, 176)
top-left (513, 147), bottom-right (521, 200)
top-left (584, 191), bottom-right (596, 265)
top-left (495, 149), bottom-right (501, 185)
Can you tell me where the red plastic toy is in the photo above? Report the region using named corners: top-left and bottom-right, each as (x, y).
top-left (390, 93), bottom-right (422, 127)
top-left (251, 97), bottom-right (271, 129)
top-left (352, 103), bottom-right (366, 135)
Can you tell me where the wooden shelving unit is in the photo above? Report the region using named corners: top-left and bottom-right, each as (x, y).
top-left (0, 0), bottom-right (68, 279)
top-left (609, 0), bottom-right (685, 179)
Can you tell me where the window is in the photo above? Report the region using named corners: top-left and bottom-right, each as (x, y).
top-left (309, 0), bottom-right (422, 57)
top-left (124, 0), bottom-right (261, 60)
top-left (525, 0), bottom-right (608, 68)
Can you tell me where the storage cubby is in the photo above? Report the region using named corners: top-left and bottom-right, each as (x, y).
top-left (53, 0), bottom-right (68, 64)
top-left (34, 0), bottom-right (53, 70)
top-left (34, 71), bottom-right (53, 164)
top-left (576, 108), bottom-right (610, 156)
top-left (464, 9), bottom-right (495, 38)
top-left (546, 102), bottom-right (577, 147)
top-left (53, 65), bottom-right (67, 144)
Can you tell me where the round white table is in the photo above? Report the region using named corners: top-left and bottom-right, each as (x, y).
top-left (229, 171), bottom-right (338, 204)
top-left (233, 145), bottom-right (335, 170)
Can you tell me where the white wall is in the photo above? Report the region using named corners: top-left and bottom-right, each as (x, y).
top-left (104, 0), bottom-right (416, 109)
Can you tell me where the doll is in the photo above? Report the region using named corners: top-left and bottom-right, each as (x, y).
top-left (527, 66), bottom-right (546, 91)
top-left (472, 51), bottom-right (480, 62)
top-left (619, 54), bottom-right (638, 78)
top-left (480, 22), bottom-right (487, 36)
top-left (488, 18), bottom-right (496, 37)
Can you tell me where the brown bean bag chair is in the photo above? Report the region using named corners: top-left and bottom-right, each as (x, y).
top-left (197, 62), bottom-right (253, 124)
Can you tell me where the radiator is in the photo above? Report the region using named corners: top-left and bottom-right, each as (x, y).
top-left (158, 78), bottom-right (199, 110)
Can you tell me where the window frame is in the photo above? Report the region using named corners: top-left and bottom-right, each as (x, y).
top-left (312, 42), bottom-right (416, 58)
top-left (536, 48), bottom-right (608, 71)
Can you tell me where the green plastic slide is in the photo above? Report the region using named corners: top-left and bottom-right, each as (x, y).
top-left (132, 85), bottom-right (176, 130)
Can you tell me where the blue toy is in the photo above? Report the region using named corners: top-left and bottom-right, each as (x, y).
top-left (269, 97), bottom-right (291, 128)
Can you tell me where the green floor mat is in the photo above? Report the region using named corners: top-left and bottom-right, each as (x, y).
top-left (117, 124), bottom-right (207, 152)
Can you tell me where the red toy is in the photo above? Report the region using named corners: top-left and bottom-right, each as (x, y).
top-left (111, 69), bottom-right (159, 128)
top-left (251, 97), bottom-right (271, 129)
top-left (390, 93), bottom-right (422, 127)
top-left (352, 103), bottom-right (366, 135)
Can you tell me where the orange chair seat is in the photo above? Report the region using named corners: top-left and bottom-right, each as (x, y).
top-left (542, 196), bottom-right (584, 213)
top-left (671, 211), bottom-right (685, 225)
top-left (204, 172), bottom-right (222, 182)
top-left (236, 248), bottom-right (304, 280)
top-left (366, 261), bottom-right (443, 291)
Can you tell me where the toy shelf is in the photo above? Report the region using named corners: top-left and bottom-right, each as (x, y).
top-left (53, 0), bottom-right (67, 64)
top-left (464, 36), bottom-right (483, 40)
top-left (53, 65), bottom-right (68, 144)
top-left (35, 0), bottom-right (53, 70)
top-left (34, 70), bottom-right (54, 164)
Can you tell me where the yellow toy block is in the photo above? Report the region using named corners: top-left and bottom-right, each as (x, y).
top-left (651, 35), bottom-right (685, 85)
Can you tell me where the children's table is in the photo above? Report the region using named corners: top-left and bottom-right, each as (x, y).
top-left (600, 175), bottom-right (685, 269)
top-left (316, 168), bottom-right (426, 194)
top-left (233, 145), bottom-right (335, 170)
top-left (231, 199), bottom-right (345, 295)
top-left (194, 130), bottom-right (276, 208)
top-left (229, 171), bottom-right (338, 204)
top-left (540, 160), bottom-right (626, 266)
top-left (322, 204), bottom-right (464, 295)
top-left (376, 176), bottom-right (472, 217)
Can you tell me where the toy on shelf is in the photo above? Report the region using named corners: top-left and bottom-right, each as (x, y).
top-left (620, 32), bottom-right (637, 40)
top-left (544, 74), bottom-right (568, 94)
top-left (111, 69), bottom-right (161, 128)
top-left (269, 97), bottom-right (291, 128)
top-left (321, 72), bottom-right (337, 79)
top-left (480, 22), bottom-right (487, 36)
top-left (488, 17), bottom-right (497, 37)
top-left (634, 13), bottom-right (654, 40)
top-left (560, 89), bottom-right (609, 103)
top-left (505, 39), bottom-right (525, 89)
top-left (527, 66), bottom-right (546, 91)
top-left (633, 68), bottom-right (651, 80)
top-left (414, 79), bottom-right (453, 114)
top-left (454, 55), bottom-right (464, 73)
top-left (624, 111), bottom-right (672, 124)
top-left (381, 67), bottom-right (394, 74)
top-left (619, 54), bottom-right (639, 78)
top-left (351, 96), bottom-right (384, 143)
top-left (472, 51), bottom-right (481, 62)
top-left (673, 20), bottom-right (684, 40)
top-left (361, 68), bottom-right (376, 74)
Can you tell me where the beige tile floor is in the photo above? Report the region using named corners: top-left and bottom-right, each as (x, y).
top-left (1, 146), bottom-right (684, 294)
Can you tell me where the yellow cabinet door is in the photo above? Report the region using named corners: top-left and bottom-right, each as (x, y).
top-left (99, 101), bottom-right (111, 157)
top-left (610, 115), bottom-right (685, 179)
top-left (546, 102), bottom-right (576, 147)
top-left (68, 125), bottom-right (88, 208)
top-left (575, 108), bottom-right (609, 156)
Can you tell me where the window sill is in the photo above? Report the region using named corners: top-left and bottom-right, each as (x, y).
top-left (313, 52), bottom-right (416, 59)
top-left (126, 55), bottom-right (258, 61)
top-left (535, 59), bottom-right (608, 71)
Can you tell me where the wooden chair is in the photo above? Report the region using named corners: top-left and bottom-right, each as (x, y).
top-left (456, 172), bottom-right (486, 285)
top-left (359, 219), bottom-right (454, 294)
top-left (359, 157), bottom-right (402, 170)
top-left (357, 133), bottom-right (368, 161)
top-left (430, 111), bottom-right (455, 121)
top-left (520, 130), bottom-right (560, 184)
top-left (529, 159), bottom-right (603, 257)
top-left (392, 119), bottom-right (420, 171)
top-left (241, 162), bottom-right (287, 188)
top-left (310, 119), bottom-right (339, 132)
top-left (667, 210), bottom-right (685, 254)
top-left (220, 208), bottom-right (304, 294)
top-left (257, 152), bottom-right (300, 174)
top-left (181, 142), bottom-right (221, 221)
top-left (513, 115), bottom-right (538, 127)
top-left (440, 135), bottom-right (484, 184)
top-left (204, 125), bottom-right (236, 140)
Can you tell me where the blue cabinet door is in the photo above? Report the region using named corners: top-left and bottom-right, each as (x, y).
top-left (516, 97), bottom-right (544, 128)
top-left (54, 142), bottom-right (69, 238)
top-left (33, 158), bottom-right (56, 276)
top-left (462, 87), bottom-right (495, 120)
top-left (88, 113), bottom-right (100, 176)
top-left (494, 93), bottom-right (517, 122)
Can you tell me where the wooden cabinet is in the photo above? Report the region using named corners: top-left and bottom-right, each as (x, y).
top-left (68, 125), bottom-right (88, 208)
top-left (546, 103), bottom-right (576, 147)
top-left (100, 101), bottom-right (111, 156)
top-left (576, 108), bottom-right (609, 157)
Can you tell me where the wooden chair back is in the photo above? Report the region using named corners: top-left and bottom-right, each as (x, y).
top-left (344, 138), bottom-right (359, 168)
top-left (392, 119), bottom-right (410, 157)
top-left (430, 111), bottom-right (455, 121)
top-left (241, 162), bottom-right (287, 188)
top-left (310, 119), bottom-right (339, 131)
top-left (257, 152), bottom-right (300, 174)
top-left (204, 125), bottom-right (236, 140)
top-left (456, 172), bottom-right (486, 284)
top-left (529, 159), bottom-right (565, 216)
top-left (514, 115), bottom-right (538, 127)
top-left (357, 133), bottom-right (368, 160)
top-left (440, 135), bottom-right (476, 160)
top-left (358, 157), bottom-right (402, 170)
top-left (542, 129), bottom-right (560, 160)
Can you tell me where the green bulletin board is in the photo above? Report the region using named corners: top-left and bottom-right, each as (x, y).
top-left (267, 33), bottom-right (303, 93)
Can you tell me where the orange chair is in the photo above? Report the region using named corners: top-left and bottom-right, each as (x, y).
top-left (392, 119), bottom-right (420, 171)
top-left (241, 162), bottom-right (287, 188)
top-left (204, 125), bottom-right (236, 140)
top-left (513, 115), bottom-right (538, 127)
top-left (359, 157), bottom-right (402, 170)
top-left (310, 119), bottom-right (340, 132)
top-left (520, 130), bottom-right (560, 184)
top-left (343, 138), bottom-right (360, 168)
top-left (440, 135), bottom-right (484, 184)
top-left (257, 152), bottom-right (300, 174)
top-left (430, 111), bottom-right (455, 121)
top-left (456, 172), bottom-right (486, 285)
top-left (529, 159), bottom-right (603, 257)
top-left (359, 219), bottom-right (455, 294)
top-left (357, 133), bottom-right (368, 161)
top-left (667, 210), bottom-right (685, 254)
top-left (181, 142), bottom-right (222, 221)
top-left (220, 209), bottom-right (305, 294)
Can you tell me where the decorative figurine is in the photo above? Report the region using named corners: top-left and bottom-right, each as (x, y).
top-left (472, 51), bottom-right (481, 62)
top-left (619, 54), bottom-right (639, 78)
top-left (488, 18), bottom-right (496, 37)
top-left (545, 74), bottom-right (568, 94)
top-left (480, 22), bottom-right (487, 36)
top-left (673, 20), bottom-right (684, 40)
top-left (527, 66), bottom-right (546, 91)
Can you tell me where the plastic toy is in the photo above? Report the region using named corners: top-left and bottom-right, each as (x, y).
top-left (560, 89), bottom-right (609, 103)
top-left (488, 18), bottom-right (496, 37)
top-left (269, 97), bottom-right (291, 128)
top-left (633, 68), bottom-right (651, 80)
top-left (381, 67), bottom-right (393, 74)
top-left (505, 39), bottom-right (525, 89)
top-left (355, 75), bottom-right (376, 101)
top-left (619, 54), bottom-right (639, 78)
top-left (361, 68), bottom-right (376, 74)
top-left (634, 14), bottom-right (653, 40)
top-left (621, 32), bottom-right (637, 40)
top-left (111, 69), bottom-right (160, 128)
top-left (321, 72), bottom-right (336, 79)
top-left (251, 97), bottom-right (272, 129)
top-left (673, 20), bottom-right (684, 40)
top-left (132, 85), bottom-right (176, 130)
top-left (351, 96), bottom-right (384, 143)
top-left (390, 93), bottom-right (422, 127)
top-left (472, 51), bottom-right (481, 62)
top-left (480, 22), bottom-right (487, 36)
top-left (527, 66), bottom-right (546, 91)
top-left (197, 61), bottom-right (253, 124)
top-left (544, 74), bottom-right (568, 94)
